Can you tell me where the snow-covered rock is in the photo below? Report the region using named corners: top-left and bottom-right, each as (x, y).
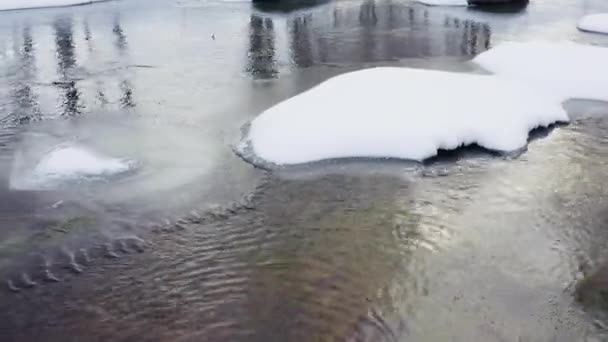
top-left (10, 143), bottom-right (136, 190)
top-left (242, 67), bottom-right (568, 165)
top-left (0, 0), bottom-right (108, 11)
top-left (473, 42), bottom-right (608, 102)
top-left (578, 14), bottom-right (608, 35)
top-left (415, 0), bottom-right (468, 6)
top-left (33, 145), bottom-right (134, 180)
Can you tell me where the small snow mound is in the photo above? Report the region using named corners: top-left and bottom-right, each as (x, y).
top-left (578, 14), bottom-right (608, 35)
top-left (0, 0), bottom-right (108, 11)
top-left (473, 42), bottom-right (608, 102)
top-left (34, 145), bottom-right (134, 180)
top-left (242, 67), bottom-right (568, 166)
top-left (415, 0), bottom-right (468, 6)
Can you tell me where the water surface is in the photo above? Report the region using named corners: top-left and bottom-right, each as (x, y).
top-left (1, 0), bottom-right (608, 341)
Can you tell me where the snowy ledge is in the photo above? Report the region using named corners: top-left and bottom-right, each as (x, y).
top-left (239, 42), bottom-right (608, 166)
top-left (578, 14), bottom-right (608, 35)
top-left (0, 0), bottom-right (110, 12)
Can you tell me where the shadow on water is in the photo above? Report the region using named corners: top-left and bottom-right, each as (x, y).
top-left (424, 123), bottom-right (566, 165)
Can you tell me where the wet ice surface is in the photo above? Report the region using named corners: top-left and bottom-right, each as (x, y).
top-left (1, 0), bottom-right (608, 341)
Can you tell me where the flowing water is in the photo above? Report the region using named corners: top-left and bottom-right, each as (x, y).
top-left (1, 0), bottom-right (608, 341)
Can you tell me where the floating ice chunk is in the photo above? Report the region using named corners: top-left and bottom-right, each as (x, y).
top-left (243, 67), bottom-right (568, 165)
top-left (415, 0), bottom-right (468, 6)
top-left (0, 0), bottom-right (108, 11)
top-left (33, 145), bottom-right (134, 180)
top-left (578, 14), bottom-right (608, 35)
top-left (473, 42), bottom-right (608, 102)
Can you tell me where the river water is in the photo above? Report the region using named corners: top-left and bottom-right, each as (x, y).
top-left (1, 0), bottom-right (608, 341)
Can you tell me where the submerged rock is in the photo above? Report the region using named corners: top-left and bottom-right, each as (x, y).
top-left (468, 0), bottom-right (528, 5)
top-left (252, 0), bottom-right (329, 12)
top-left (577, 265), bottom-right (608, 310)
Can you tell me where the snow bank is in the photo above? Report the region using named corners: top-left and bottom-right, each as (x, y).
top-left (415, 0), bottom-right (468, 6)
top-left (578, 14), bottom-right (608, 35)
top-left (0, 0), bottom-right (108, 11)
top-left (243, 67), bottom-right (568, 165)
top-left (473, 42), bottom-right (608, 102)
top-left (34, 145), bottom-right (134, 180)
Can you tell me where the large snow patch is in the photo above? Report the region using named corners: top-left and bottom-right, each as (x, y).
top-left (415, 0), bottom-right (468, 6)
top-left (242, 67), bottom-right (568, 165)
top-left (0, 0), bottom-right (108, 11)
top-left (578, 14), bottom-right (608, 35)
top-left (473, 42), bottom-right (608, 102)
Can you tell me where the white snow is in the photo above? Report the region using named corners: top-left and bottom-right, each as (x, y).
top-left (0, 0), bottom-right (107, 11)
top-left (473, 42), bottom-right (608, 102)
top-left (33, 145), bottom-right (134, 180)
top-left (415, 0), bottom-right (468, 6)
top-left (244, 67), bottom-right (568, 165)
top-left (578, 14), bottom-right (608, 35)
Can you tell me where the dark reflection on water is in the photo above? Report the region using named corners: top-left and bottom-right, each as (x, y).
top-left (289, 14), bottom-right (314, 68)
top-left (3, 12), bottom-right (139, 121)
top-left (469, 1), bottom-right (529, 13)
top-left (53, 16), bottom-right (82, 116)
top-left (111, 14), bottom-right (136, 107)
top-left (287, 1), bottom-right (491, 67)
top-left (120, 79), bottom-right (135, 108)
top-left (247, 15), bottom-right (278, 79)
top-left (246, 1), bottom-right (491, 78)
top-left (113, 15), bottom-right (128, 53)
top-left (9, 25), bottom-right (41, 124)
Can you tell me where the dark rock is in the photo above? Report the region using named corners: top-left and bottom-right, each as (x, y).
top-left (576, 264), bottom-right (608, 324)
top-left (252, 0), bottom-right (329, 13)
top-left (469, 0), bottom-right (528, 4)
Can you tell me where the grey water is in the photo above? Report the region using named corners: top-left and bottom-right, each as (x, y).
top-left (1, 0), bottom-right (608, 341)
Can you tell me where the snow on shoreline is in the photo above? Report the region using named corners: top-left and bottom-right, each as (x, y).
top-left (244, 67), bottom-right (567, 165)
top-left (0, 0), bottom-right (109, 11)
top-left (578, 14), bottom-right (608, 35)
top-left (242, 42), bottom-right (608, 166)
